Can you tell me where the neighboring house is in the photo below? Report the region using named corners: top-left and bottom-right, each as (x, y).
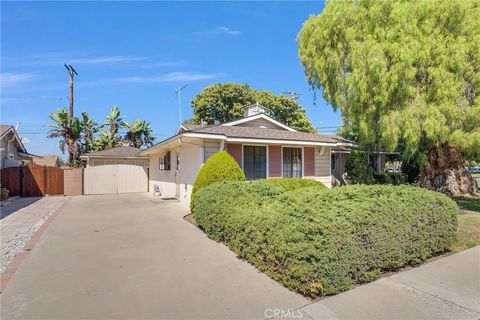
top-left (139, 103), bottom-right (356, 207)
top-left (0, 125), bottom-right (34, 169)
top-left (32, 155), bottom-right (60, 167)
top-left (80, 146), bottom-right (149, 167)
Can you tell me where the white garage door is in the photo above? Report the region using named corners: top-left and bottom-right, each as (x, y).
top-left (84, 164), bottom-right (148, 194)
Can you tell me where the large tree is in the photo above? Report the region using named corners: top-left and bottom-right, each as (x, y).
top-left (298, 0), bottom-right (479, 195)
top-left (47, 108), bottom-right (83, 166)
top-left (124, 120), bottom-right (155, 148)
top-left (191, 83), bottom-right (316, 133)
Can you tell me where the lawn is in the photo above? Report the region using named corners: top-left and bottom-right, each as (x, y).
top-left (453, 195), bottom-right (480, 213)
top-left (472, 173), bottom-right (480, 178)
top-left (453, 213), bottom-right (480, 252)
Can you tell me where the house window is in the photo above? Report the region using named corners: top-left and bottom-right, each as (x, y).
top-left (159, 151), bottom-right (171, 171)
top-left (243, 146), bottom-right (267, 180)
top-left (283, 147), bottom-right (302, 178)
top-left (331, 154), bottom-right (336, 170)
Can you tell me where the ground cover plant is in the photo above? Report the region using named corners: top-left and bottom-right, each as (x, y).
top-left (193, 182), bottom-right (458, 298)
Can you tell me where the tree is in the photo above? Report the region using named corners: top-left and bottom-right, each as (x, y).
top-left (124, 120), bottom-right (155, 148)
top-left (191, 83), bottom-right (316, 133)
top-left (80, 112), bottom-right (99, 153)
top-left (297, 0), bottom-right (479, 195)
top-left (47, 108), bottom-right (82, 167)
top-left (105, 105), bottom-right (125, 137)
top-left (94, 130), bottom-right (119, 150)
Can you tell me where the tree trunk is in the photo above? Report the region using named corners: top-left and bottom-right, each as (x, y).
top-left (418, 144), bottom-right (477, 196)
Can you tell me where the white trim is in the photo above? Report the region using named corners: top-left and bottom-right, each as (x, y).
top-left (226, 137), bottom-right (338, 146)
top-left (242, 144), bottom-right (269, 180)
top-left (221, 114), bottom-right (297, 132)
top-left (281, 146), bottom-right (304, 178)
top-left (176, 125), bottom-right (188, 135)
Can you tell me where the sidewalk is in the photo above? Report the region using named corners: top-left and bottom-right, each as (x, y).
top-left (1, 196), bottom-right (67, 273)
top-left (299, 246), bottom-right (480, 320)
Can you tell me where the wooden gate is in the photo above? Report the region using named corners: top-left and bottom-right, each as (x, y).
top-left (84, 164), bottom-right (148, 194)
top-left (0, 164), bottom-right (64, 197)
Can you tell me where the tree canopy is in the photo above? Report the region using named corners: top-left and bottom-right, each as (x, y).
top-left (297, 0), bottom-right (480, 160)
top-left (191, 83), bottom-right (316, 133)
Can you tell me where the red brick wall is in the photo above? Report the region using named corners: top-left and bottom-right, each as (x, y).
top-left (227, 143), bottom-right (243, 168)
top-left (304, 147), bottom-right (315, 177)
top-left (269, 145), bottom-right (281, 177)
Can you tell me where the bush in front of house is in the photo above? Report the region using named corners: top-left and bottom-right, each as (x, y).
top-left (345, 150), bottom-right (374, 184)
top-left (262, 178), bottom-right (325, 191)
top-left (194, 182), bottom-right (458, 298)
top-left (190, 151), bottom-right (246, 211)
top-left (373, 172), bottom-right (407, 185)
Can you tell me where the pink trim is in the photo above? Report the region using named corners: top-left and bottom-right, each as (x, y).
top-left (304, 147), bottom-right (315, 177)
top-left (227, 143), bottom-right (242, 168)
top-left (269, 145), bottom-right (281, 177)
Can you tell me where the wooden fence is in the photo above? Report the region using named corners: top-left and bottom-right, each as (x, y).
top-left (0, 164), bottom-right (64, 197)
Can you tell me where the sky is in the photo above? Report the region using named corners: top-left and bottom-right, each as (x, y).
top-left (1, 1), bottom-right (343, 159)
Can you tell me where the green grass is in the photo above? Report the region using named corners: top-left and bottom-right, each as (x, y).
top-left (453, 213), bottom-right (480, 252)
top-left (453, 195), bottom-right (480, 213)
top-left (472, 173), bottom-right (480, 178)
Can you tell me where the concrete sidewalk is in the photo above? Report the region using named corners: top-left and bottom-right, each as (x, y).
top-left (300, 246), bottom-right (480, 320)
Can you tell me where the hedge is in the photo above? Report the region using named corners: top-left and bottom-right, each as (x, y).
top-left (190, 151), bottom-right (245, 211)
top-left (262, 178), bottom-right (326, 191)
top-left (193, 183), bottom-right (458, 298)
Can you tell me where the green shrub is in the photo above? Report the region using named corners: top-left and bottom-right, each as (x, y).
top-left (190, 151), bottom-right (245, 211)
top-left (194, 183), bottom-right (458, 298)
top-left (373, 172), bottom-right (407, 185)
top-left (262, 178), bottom-right (325, 191)
top-left (345, 151), bottom-right (374, 184)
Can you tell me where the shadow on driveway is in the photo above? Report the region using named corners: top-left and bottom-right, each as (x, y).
top-left (1, 197), bottom-right (42, 219)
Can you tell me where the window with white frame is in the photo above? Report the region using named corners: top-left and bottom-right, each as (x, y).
top-left (159, 151), bottom-right (171, 171)
top-left (283, 147), bottom-right (302, 178)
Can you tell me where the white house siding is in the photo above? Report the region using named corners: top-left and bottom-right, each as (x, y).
top-left (332, 153), bottom-right (348, 180)
top-left (149, 143), bottom-right (203, 208)
top-left (0, 134), bottom-right (20, 169)
top-left (314, 146), bottom-right (332, 188)
top-left (203, 139), bottom-right (220, 162)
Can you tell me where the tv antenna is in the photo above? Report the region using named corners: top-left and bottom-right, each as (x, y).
top-left (175, 85), bottom-right (188, 125)
top-left (64, 64), bottom-right (78, 118)
top-left (282, 91), bottom-right (300, 100)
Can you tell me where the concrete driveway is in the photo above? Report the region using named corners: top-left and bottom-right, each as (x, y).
top-left (0, 194), bottom-right (307, 319)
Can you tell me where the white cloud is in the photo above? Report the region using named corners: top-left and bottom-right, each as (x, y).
top-left (193, 26), bottom-right (242, 38)
top-left (1, 73), bottom-right (40, 87)
top-left (216, 26), bottom-right (242, 36)
top-left (68, 56), bottom-right (146, 65)
top-left (139, 60), bottom-right (187, 68)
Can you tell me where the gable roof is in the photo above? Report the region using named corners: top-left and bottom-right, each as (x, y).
top-left (32, 155), bottom-right (60, 166)
top-left (0, 125), bottom-right (13, 137)
top-left (221, 113), bottom-right (297, 131)
top-left (0, 124), bottom-right (27, 153)
top-left (80, 146), bottom-right (147, 158)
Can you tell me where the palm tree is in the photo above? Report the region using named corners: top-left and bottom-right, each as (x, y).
top-left (80, 111), bottom-right (99, 153)
top-left (105, 106), bottom-right (125, 137)
top-left (47, 108), bottom-right (83, 166)
top-left (94, 130), bottom-right (119, 151)
top-left (124, 120), bottom-right (155, 148)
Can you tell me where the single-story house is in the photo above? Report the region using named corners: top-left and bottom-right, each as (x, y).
top-left (139, 103), bottom-right (356, 207)
top-left (0, 125), bottom-right (35, 169)
top-left (32, 155), bottom-right (60, 167)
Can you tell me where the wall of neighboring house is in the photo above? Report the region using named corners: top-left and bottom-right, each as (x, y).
top-left (0, 133), bottom-right (21, 169)
top-left (314, 146), bottom-right (332, 188)
top-left (332, 153), bottom-right (348, 180)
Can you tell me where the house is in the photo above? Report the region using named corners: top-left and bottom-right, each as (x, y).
top-left (0, 125), bottom-right (34, 169)
top-left (32, 155), bottom-right (60, 167)
top-left (139, 103), bottom-right (355, 207)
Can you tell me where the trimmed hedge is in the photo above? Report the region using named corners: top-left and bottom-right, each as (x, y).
top-left (190, 151), bottom-right (245, 211)
top-left (262, 178), bottom-right (325, 191)
top-left (373, 172), bottom-right (407, 185)
top-left (193, 183), bottom-right (458, 298)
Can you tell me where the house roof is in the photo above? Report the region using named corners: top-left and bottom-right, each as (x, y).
top-left (80, 146), bottom-right (147, 158)
top-left (33, 155), bottom-right (59, 166)
top-left (0, 125), bottom-right (12, 137)
top-left (0, 124), bottom-right (27, 153)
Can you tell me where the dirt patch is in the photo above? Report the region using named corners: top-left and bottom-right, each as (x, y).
top-left (183, 213), bottom-right (197, 226)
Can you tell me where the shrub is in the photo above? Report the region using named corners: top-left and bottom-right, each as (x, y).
top-left (191, 151), bottom-right (246, 211)
top-left (401, 152), bottom-right (427, 183)
top-left (194, 182), bottom-right (458, 298)
top-left (262, 178), bottom-right (325, 191)
top-left (373, 172), bottom-right (407, 185)
top-left (345, 150), bottom-right (374, 184)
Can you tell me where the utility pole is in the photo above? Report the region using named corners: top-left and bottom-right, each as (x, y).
top-left (175, 85), bottom-right (188, 125)
top-left (64, 64), bottom-right (78, 118)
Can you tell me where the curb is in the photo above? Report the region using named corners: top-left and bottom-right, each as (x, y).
top-left (0, 197), bottom-right (70, 293)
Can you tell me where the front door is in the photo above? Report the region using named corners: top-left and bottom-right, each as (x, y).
top-left (175, 152), bottom-right (180, 198)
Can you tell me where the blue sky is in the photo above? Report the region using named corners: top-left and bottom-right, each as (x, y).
top-left (1, 1), bottom-right (342, 158)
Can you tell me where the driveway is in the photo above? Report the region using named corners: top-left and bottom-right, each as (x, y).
top-left (0, 194), bottom-right (307, 319)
